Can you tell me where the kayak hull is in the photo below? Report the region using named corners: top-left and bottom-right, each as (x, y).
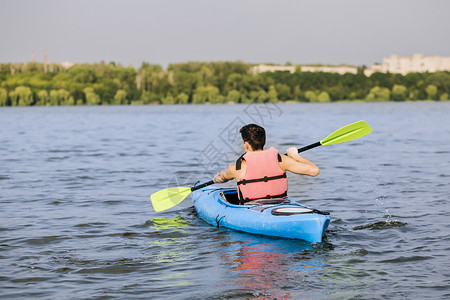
top-left (192, 185), bottom-right (330, 243)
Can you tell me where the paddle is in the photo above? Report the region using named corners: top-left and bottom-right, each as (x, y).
top-left (150, 120), bottom-right (372, 212)
top-left (150, 181), bottom-right (215, 212)
top-left (292, 120), bottom-right (372, 153)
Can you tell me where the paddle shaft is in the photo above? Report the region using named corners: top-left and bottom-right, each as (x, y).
top-left (282, 141), bottom-right (322, 155)
top-left (191, 180), bottom-right (215, 192)
top-left (297, 141), bottom-right (322, 154)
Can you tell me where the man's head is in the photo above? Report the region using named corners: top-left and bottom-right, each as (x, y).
top-left (240, 124), bottom-right (266, 151)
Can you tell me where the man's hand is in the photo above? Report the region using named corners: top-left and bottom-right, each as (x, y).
top-left (214, 172), bottom-right (229, 183)
top-left (283, 147), bottom-right (320, 176)
top-left (286, 147), bottom-right (301, 160)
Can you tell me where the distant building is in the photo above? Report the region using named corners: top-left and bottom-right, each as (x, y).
top-left (365, 54), bottom-right (450, 76)
top-left (61, 61), bottom-right (74, 69)
top-left (251, 64), bottom-right (357, 75)
top-left (300, 65), bottom-right (357, 74)
top-left (251, 64), bottom-right (295, 74)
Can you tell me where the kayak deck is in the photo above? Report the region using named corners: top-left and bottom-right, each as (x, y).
top-left (192, 185), bottom-right (330, 243)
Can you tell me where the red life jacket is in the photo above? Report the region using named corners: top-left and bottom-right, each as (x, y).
top-left (236, 147), bottom-right (288, 204)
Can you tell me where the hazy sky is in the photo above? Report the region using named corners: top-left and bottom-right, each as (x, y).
top-left (1, 0), bottom-right (449, 68)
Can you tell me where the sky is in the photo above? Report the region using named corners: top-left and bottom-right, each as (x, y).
top-left (0, 0), bottom-right (449, 69)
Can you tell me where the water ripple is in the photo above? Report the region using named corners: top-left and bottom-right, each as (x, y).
top-left (1, 103), bottom-right (449, 299)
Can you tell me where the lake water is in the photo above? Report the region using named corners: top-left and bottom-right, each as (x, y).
top-left (0, 102), bottom-right (449, 299)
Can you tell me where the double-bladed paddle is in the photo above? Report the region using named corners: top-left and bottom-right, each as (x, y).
top-left (150, 120), bottom-right (372, 212)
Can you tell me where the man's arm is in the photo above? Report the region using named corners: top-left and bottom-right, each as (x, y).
top-left (280, 147), bottom-right (320, 177)
top-left (214, 163), bottom-right (238, 183)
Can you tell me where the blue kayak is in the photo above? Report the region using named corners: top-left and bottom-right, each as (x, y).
top-left (192, 183), bottom-right (330, 243)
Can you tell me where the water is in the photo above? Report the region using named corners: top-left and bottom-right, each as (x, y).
top-left (0, 102), bottom-right (449, 299)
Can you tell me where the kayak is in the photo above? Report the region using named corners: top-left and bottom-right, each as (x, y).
top-left (192, 183), bottom-right (330, 243)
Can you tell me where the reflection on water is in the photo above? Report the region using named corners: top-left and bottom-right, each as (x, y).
top-left (231, 240), bottom-right (314, 299)
top-left (205, 231), bottom-right (335, 299)
top-left (148, 217), bottom-right (192, 266)
top-left (150, 216), bottom-right (189, 230)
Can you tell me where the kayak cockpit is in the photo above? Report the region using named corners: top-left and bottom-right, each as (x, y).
top-left (220, 189), bottom-right (241, 205)
top-left (220, 189), bottom-right (290, 206)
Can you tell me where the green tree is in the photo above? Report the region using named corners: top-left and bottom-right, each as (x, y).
top-left (365, 93), bottom-right (375, 101)
top-left (49, 89), bottom-right (73, 106)
top-left (192, 86), bottom-right (207, 104)
top-left (348, 91), bottom-right (357, 100)
top-left (317, 91), bottom-right (331, 102)
top-left (95, 79), bottom-right (118, 104)
top-left (140, 91), bottom-right (158, 104)
top-left (10, 86), bottom-right (33, 106)
top-left (305, 90), bottom-right (317, 102)
top-left (240, 94), bottom-right (250, 103)
top-left (84, 87), bottom-right (101, 105)
top-left (425, 84), bottom-right (437, 100)
top-left (0, 88), bottom-right (8, 106)
top-left (176, 92), bottom-right (189, 104)
top-left (113, 89), bottom-right (127, 105)
top-left (366, 86), bottom-right (390, 101)
top-left (206, 85), bottom-right (221, 103)
top-left (59, 89), bottom-right (74, 105)
top-left (137, 63), bottom-right (167, 97)
top-left (172, 71), bottom-right (199, 97)
top-left (408, 88), bottom-right (419, 100)
top-left (369, 72), bottom-right (393, 89)
top-left (49, 90), bottom-right (59, 105)
top-left (248, 91), bottom-right (259, 103)
top-left (268, 85), bottom-right (278, 102)
top-left (69, 65), bottom-right (97, 84)
top-left (37, 90), bottom-right (49, 106)
top-left (327, 85), bottom-right (346, 101)
top-left (391, 84), bottom-right (407, 101)
top-left (227, 89), bottom-right (240, 103)
top-left (225, 73), bottom-right (243, 92)
top-left (425, 72), bottom-right (450, 95)
top-left (293, 85), bottom-right (303, 101)
top-left (440, 93), bottom-right (448, 101)
top-left (9, 90), bottom-right (18, 106)
top-left (116, 66), bottom-right (138, 100)
top-left (257, 90), bottom-right (269, 103)
top-left (275, 83), bottom-right (291, 101)
top-left (199, 65), bottom-right (214, 86)
top-left (192, 85), bottom-right (220, 103)
top-left (161, 93), bottom-right (175, 104)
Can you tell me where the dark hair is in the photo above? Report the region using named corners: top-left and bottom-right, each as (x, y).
top-left (240, 124), bottom-right (266, 150)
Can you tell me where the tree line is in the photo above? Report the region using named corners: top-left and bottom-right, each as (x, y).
top-left (0, 61), bottom-right (449, 106)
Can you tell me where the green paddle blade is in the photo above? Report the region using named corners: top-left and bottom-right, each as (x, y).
top-left (320, 120), bottom-right (372, 146)
top-left (150, 187), bottom-right (192, 212)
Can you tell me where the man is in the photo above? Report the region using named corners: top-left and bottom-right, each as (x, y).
top-left (214, 124), bottom-right (319, 204)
